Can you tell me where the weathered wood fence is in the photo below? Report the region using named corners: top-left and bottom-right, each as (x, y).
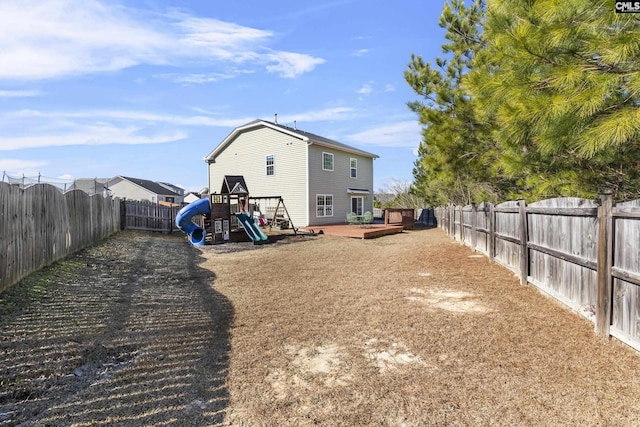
top-left (435, 195), bottom-right (640, 351)
top-left (120, 200), bottom-right (181, 233)
top-left (383, 208), bottom-right (416, 227)
top-left (0, 182), bottom-right (120, 293)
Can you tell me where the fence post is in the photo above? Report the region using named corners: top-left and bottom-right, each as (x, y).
top-left (518, 199), bottom-right (529, 285)
top-left (452, 205), bottom-right (456, 239)
top-left (489, 202), bottom-right (495, 260)
top-left (596, 192), bottom-right (613, 338)
top-left (120, 199), bottom-right (126, 230)
top-left (445, 206), bottom-right (448, 232)
top-left (442, 207), bottom-right (446, 232)
top-left (458, 205), bottom-right (463, 243)
top-left (471, 202), bottom-right (477, 251)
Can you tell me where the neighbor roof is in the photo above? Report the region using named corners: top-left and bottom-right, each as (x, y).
top-left (204, 119), bottom-right (379, 162)
top-left (115, 176), bottom-right (182, 196)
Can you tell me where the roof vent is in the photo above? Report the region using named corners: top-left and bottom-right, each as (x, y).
top-left (274, 113), bottom-right (278, 124)
top-left (294, 120), bottom-right (297, 130)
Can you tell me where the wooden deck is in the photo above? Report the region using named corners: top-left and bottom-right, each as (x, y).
top-left (301, 223), bottom-right (405, 239)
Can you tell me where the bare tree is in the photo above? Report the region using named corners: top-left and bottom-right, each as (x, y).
top-left (380, 180), bottom-right (425, 210)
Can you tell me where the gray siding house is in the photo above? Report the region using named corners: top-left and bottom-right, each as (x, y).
top-left (107, 176), bottom-right (184, 204)
top-left (204, 119), bottom-right (378, 227)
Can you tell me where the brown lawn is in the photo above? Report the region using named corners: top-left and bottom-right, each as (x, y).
top-left (1, 228), bottom-right (640, 426)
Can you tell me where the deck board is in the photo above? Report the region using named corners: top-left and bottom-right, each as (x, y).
top-left (301, 223), bottom-right (405, 239)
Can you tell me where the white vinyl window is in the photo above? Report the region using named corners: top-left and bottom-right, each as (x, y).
top-left (350, 158), bottom-right (357, 178)
top-left (322, 152), bottom-right (334, 171)
top-left (266, 154), bottom-right (275, 176)
top-left (316, 194), bottom-right (334, 217)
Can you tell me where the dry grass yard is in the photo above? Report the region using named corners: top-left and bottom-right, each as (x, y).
top-left (2, 228), bottom-right (640, 426)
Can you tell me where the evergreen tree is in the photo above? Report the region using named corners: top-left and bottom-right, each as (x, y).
top-left (469, 0), bottom-right (640, 200)
top-left (405, 0), bottom-right (509, 206)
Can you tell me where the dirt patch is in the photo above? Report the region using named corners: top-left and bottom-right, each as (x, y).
top-left (406, 287), bottom-right (493, 313)
top-left (2, 227), bottom-right (640, 426)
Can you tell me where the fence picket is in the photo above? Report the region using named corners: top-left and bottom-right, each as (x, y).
top-left (120, 200), bottom-right (180, 233)
top-left (0, 182), bottom-right (120, 293)
top-left (436, 195), bottom-right (640, 352)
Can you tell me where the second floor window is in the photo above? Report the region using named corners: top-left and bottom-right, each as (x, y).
top-left (322, 152), bottom-right (334, 171)
top-left (350, 158), bottom-right (357, 178)
top-left (266, 154), bottom-right (275, 176)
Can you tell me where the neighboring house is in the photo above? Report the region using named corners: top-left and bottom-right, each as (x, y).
top-left (67, 178), bottom-right (111, 196)
top-left (184, 192), bottom-right (202, 204)
top-left (107, 176), bottom-right (184, 204)
top-left (158, 182), bottom-right (185, 198)
top-left (204, 119), bottom-right (379, 227)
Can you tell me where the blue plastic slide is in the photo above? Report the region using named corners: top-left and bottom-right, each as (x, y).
top-left (235, 212), bottom-right (269, 244)
top-left (175, 198), bottom-right (210, 246)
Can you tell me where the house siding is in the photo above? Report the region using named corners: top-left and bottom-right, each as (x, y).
top-left (107, 177), bottom-right (183, 204)
top-left (108, 180), bottom-right (156, 202)
top-left (208, 126), bottom-right (309, 226)
top-left (307, 144), bottom-right (374, 225)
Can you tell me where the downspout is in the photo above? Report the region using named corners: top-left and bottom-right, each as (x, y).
top-left (305, 141), bottom-right (310, 227)
top-left (204, 157), bottom-right (211, 196)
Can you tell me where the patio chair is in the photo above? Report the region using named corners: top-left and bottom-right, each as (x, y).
top-left (362, 211), bottom-right (374, 225)
top-left (347, 212), bottom-right (359, 225)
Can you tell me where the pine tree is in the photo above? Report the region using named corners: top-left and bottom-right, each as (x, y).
top-left (469, 0), bottom-right (640, 200)
top-left (405, 0), bottom-right (509, 206)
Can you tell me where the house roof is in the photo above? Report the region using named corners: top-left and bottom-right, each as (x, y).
top-left (203, 119), bottom-right (379, 162)
top-left (114, 176), bottom-right (182, 197)
top-left (157, 181), bottom-right (184, 195)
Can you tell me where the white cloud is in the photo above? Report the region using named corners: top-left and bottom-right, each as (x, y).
top-left (357, 83), bottom-right (373, 95)
top-left (265, 52), bottom-right (326, 79)
top-left (384, 84), bottom-right (396, 92)
top-left (175, 15), bottom-right (273, 54)
top-left (0, 1), bottom-right (325, 80)
top-left (0, 90), bottom-right (43, 98)
top-left (0, 158), bottom-right (47, 173)
top-left (0, 124), bottom-right (188, 151)
top-left (346, 121), bottom-right (422, 149)
top-left (352, 49), bottom-right (370, 57)
top-left (154, 72), bottom-right (236, 84)
top-left (0, 109), bottom-right (255, 128)
top-left (0, 106), bottom-right (356, 150)
top-left (155, 68), bottom-right (255, 85)
top-left (275, 107), bottom-right (354, 124)
top-left (0, 1), bottom-right (171, 79)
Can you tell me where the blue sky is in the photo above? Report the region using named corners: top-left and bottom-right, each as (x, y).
top-left (0, 0), bottom-right (446, 193)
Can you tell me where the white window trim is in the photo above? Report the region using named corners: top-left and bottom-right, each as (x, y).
top-left (350, 158), bottom-right (357, 179)
top-left (322, 152), bottom-right (334, 171)
top-left (350, 196), bottom-right (364, 215)
top-left (266, 154), bottom-right (275, 176)
top-left (316, 194), bottom-right (334, 217)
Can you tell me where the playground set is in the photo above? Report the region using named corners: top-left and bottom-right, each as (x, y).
top-left (175, 175), bottom-right (296, 246)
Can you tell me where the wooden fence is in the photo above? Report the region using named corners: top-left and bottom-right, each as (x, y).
top-left (435, 195), bottom-right (640, 351)
top-left (120, 200), bottom-right (181, 233)
top-left (383, 208), bottom-right (416, 227)
top-left (0, 182), bottom-right (120, 293)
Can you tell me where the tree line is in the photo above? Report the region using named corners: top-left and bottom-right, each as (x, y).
top-left (406, 0), bottom-right (640, 206)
